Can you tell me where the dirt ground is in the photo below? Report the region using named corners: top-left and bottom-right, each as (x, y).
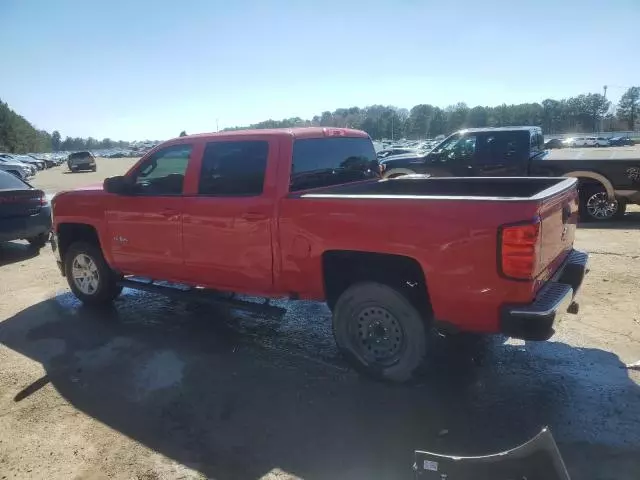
top-left (1, 158), bottom-right (639, 479)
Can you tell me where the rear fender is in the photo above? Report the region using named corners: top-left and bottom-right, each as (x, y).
top-left (563, 171), bottom-right (614, 200)
top-left (383, 168), bottom-right (416, 178)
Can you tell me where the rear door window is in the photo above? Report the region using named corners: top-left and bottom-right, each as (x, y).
top-left (198, 140), bottom-right (268, 196)
top-left (477, 132), bottom-right (519, 164)
top-left (290, 137), bottom-right (378, 191)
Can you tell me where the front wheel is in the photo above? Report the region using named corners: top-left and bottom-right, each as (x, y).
top-left (64, 241), bottom-right (123, 306)
top-left (580, 188), bottom-right (626, 221)
top-left (332, 282), bottom-right (428, 383)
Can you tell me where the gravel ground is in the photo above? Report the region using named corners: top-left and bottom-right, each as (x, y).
top-left (0, 158), bottom-right (639, 479)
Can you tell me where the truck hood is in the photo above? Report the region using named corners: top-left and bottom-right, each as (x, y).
top-left (52, 183), bottom-right (104, 200)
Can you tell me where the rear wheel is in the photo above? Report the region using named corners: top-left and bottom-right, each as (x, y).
top-left (332, 282), bottom-right (428, 382)
top-left (64, 241), bottom-right (122, 306)
top-left (580, 187), bottom-right (626, 221)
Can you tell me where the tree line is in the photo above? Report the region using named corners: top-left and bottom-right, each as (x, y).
top-left (0, 98), bottom-right (129, 154)
top-left (2, 87), bottom-right (639, 154)
top-left (228, 87), bottom-right (640, 140)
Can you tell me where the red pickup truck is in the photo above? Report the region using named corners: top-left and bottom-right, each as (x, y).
top-left (50, 127), bottom-right (588, 382)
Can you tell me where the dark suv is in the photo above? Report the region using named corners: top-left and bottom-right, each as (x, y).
top-left (67, 151), bottom-right (97, 172)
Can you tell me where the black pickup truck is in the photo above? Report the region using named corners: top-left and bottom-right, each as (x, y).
top-left (380, 126), bottom-right (640, 221)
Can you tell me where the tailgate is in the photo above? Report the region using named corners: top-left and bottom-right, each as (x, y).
top-left (535, 180), bottom-right (579, 285)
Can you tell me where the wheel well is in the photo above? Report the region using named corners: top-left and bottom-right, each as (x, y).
top-left (57, 223), bottom-right (100, 262)
top-left (575, 177), bottom-right (604, 192)
top-left (322, 250), bottom-right (431, 316)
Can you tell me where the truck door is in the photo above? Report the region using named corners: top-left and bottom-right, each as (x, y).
top-left (105, 143), bottom-right (192, 279)
top-left (181, 138), bottom-right (275, 293)
top-left (472, 131), bottom-right (529, 176)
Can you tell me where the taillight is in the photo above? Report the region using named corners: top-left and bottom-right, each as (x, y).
top-left (39, 192), bottom-right (47, 205)
top-left (499, 218), bottom-right (541, 280)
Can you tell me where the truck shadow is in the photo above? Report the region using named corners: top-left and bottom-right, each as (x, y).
top-left (1, 292), bottom-right (639, 479)
top-left (0, 241), bottom-right (41, 266)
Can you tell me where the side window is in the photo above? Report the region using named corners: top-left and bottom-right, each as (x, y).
top-left (132, 144), bottom-right (192, 195)
top-left (478, 134), bottom-right (517, 164)
top-left (290, 137), bottom-right (378, 191)
top-left (530, 132), bottom-right (544, 153)
top-left (198, 140), bottom-right (268, 196)
top-left (438, 135), bottom-right (477, 163)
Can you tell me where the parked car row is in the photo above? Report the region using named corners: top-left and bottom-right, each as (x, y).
top-left (0, 152), bottom-right (67, 180)
top-left (545, 136), bottom-right (636, 149)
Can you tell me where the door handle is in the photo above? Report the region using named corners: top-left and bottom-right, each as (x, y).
top-left (241, 212), bottom-right (267, 222)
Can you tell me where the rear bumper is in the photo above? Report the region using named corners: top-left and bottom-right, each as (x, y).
top-left (500, 249), bottom-right (589, 341)
top-left (0, 207), bottom-right (52, 242)
top-left (69, 162), bottom-right (95, 170)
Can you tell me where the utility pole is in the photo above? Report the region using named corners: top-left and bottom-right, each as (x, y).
top-left (602, 85), bottom-right (608, 133)
top-left (216, 118), bottom-right (219, 132)
top-left (391, 116), bottom-right (394, 142)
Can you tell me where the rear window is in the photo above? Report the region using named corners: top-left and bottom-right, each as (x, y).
top-left (69, 151), bottom-right (92, 160)
top-left (290, 137), bottom-right (378, 192)
top-left (0, 170), bottom-right (28, 190)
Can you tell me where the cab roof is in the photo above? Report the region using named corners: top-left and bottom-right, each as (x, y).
top-left (460, 126), bottom-right (541, 133)
top-left (176, 127), bottom-right (369, 141)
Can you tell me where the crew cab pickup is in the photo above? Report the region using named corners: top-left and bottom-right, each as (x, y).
top-left (380, 126), bottom-right (640, 221)
top-left (50, 127), bottom-right (588, 382)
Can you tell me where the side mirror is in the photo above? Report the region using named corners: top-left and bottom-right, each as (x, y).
top-left (104, 175), bottom-right (131, 195)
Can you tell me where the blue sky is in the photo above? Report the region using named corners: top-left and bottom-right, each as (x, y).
top-left (1, 0), bottom-right (638, 141)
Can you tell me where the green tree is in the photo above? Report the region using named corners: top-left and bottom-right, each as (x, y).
top-left (407, 104), bottom-right (435, 139)
top-left (583, 93), bottom-right (610, 132)
top-left (467, 106), bottom-right (489, 128)
top-left (179, 130), bottom-right (187, 137)
top-left (51, 130), bottom-right (61, 151)
top-left (617, 86), bottom-right (640, 130)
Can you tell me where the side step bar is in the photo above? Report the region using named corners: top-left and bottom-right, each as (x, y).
top-left (117, 278), bottom-right (287, 316)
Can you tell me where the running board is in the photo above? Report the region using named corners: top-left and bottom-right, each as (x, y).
top-left (117, 278), bottom-right (287, 316)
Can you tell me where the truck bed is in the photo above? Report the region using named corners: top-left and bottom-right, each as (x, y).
top-left (298, 177), bottom-right (574, 200)
top-left (545, 147), bottom-right (640, 161)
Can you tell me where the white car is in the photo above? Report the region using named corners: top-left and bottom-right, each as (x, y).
top-left (568, 136), bottom-right (609, 147)
top-left (566, 137), bottom-right (594, 147)
top-left (0, 157), bottom-right (33, 180)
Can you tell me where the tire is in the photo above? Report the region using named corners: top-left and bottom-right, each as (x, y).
top-left (579, 187), bottom-right (626, 222)
top-left (27, 232), bottom-right (49, 249)
top-left (332, 282), bottom-right (428, 383)
top-left (64, 241), bottom-right (123, 306)
top-left (91, 166), bottom-right (97, 172)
